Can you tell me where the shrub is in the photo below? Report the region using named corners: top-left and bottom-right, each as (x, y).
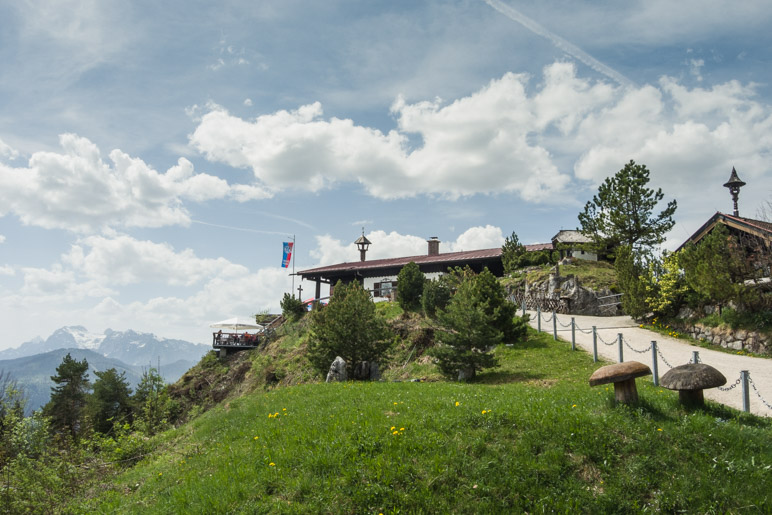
top-left (422, 277), bottom-right (452, 318)
top-left (307, 281), bottom-right (392, 377)
top-left (397, 262), bottom-right (425, 311)
top-left (280, 292), bottom-right (306, 321)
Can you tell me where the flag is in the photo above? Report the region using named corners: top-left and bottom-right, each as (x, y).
top-left (282, 241), bottom-right (294, 268)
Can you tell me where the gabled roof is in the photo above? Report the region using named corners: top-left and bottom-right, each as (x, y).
top-left (298, 243), bottom-right (553, 279)
top-left (551, 229), bottom-right (592, 244)
top-left (677, 212), bottom-right (772, 251)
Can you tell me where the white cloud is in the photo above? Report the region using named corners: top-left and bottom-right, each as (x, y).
top-left (0, 235), bottom-right (5, 244)
top-left (309, 226), bottom-right (506, 266)
top-left (189, 61), bottom-right (772, 221)
top-left (189, 70), bottom-right (574, 201)
top-left (445, 225), bottom-right (505, 252)
top-left (0, 139), bottom-right (19, 161)
top-left (62, 234), bottom-right (248, 287)
top-left (0, 265), bottom-right (14, 276)
top-left (0, 134), bottom-right (270, 232)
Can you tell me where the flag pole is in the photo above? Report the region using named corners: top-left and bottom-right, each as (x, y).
top-left (292, 234), bottom-right (296, 297)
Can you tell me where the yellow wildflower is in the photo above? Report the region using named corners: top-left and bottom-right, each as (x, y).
top-left (269, 462), bottom-right (275, 467)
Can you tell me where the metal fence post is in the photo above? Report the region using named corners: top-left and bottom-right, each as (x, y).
top-left (651, 341), bottom-right (659, 386)
top-left (617, 333), bottom-right (623, 363)
top-left (741, 370), bottom-right (750, 413)
top-left (537, 307), bottom-right (541, 332)
top-left (552, 310), bottom-right (557, 340)
top-left (571, 317), bottom-right (576, 351)
top-left (522, 299), bottom-right (526, 318)
top-left (691, 350), bottom-right (699, 364)
top-left (592, 326), bottom-right (598, 362)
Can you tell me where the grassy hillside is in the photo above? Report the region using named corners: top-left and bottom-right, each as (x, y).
top-left (67, 329), bottom-right (771, 513)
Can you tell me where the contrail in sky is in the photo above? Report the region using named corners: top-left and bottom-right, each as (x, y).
top-left (191, 219), bottom-right (294, 238)
top-left (483, 0), bottom-right (636, 88)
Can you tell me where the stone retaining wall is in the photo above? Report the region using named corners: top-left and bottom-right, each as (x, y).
top-left (682, 323), bottom-right (771, 355)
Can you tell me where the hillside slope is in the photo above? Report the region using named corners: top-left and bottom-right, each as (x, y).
top-left (67, 329), bottom-right (772, 513)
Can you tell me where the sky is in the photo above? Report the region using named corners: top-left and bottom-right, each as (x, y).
top-left (1, 0), bottom-right (771, 349)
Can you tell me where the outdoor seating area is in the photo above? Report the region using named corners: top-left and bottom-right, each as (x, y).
top-left (212, 330), bottom-right (261, 348)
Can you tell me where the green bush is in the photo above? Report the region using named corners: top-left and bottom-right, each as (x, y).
top-left (280, 292), bottom-right (306, 321)
top-left (396, 261), bottom-right (425, 311)
top-left (307, 281), bottom-right (392, 377)
top-left (422, 277), bottom-right (452, 318)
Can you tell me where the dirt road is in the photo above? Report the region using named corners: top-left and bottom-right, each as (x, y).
top-left (525, 310), bottom-right (772, 418)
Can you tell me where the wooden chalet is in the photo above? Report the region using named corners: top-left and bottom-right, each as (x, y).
top-left (298, 236), bottom-right (552, 303)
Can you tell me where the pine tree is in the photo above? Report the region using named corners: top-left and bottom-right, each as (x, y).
top-left (396, 261), bottom-right (425, 311)
top-left (579, 160), bottom-right (677, 258)
top-left (43, 353), bottom-right (91, 440)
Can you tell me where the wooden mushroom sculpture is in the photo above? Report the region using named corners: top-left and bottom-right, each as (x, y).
top-left (589, 361), bottom-right (651, 404)
top-left (660, 363), bottom-right (726, 407)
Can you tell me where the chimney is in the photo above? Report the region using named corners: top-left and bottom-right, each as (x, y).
top-left (427, 237), bottom-right (440, 256)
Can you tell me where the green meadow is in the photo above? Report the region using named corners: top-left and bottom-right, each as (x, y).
top-left (68, 330), bottom-right (772, 514)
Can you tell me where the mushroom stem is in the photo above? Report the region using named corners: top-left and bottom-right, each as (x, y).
top-left (678, 389), bottom-right (704, 407)
top-left (614, 378), bottom-right (639, 404)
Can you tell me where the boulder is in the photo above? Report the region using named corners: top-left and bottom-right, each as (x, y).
top-left (326, 356), bottom-right (347, 382)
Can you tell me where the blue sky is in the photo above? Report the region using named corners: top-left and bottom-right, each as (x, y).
top-left (1, 0), bottom-right (771, 348)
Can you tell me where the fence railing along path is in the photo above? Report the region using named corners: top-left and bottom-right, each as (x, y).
top-left (523, 309), bottom-right (772, 418)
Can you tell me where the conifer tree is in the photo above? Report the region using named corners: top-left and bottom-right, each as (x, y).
top-left (431, 268), bottom-right (522, 380)
top-left (43, 353), bottom-right (91, 440)
top-left (579, 160), bottom-right (677, 258)
top-left (88, 368), bottom-right (133, 434)
top-left (307, 280), bottom-right (391, 378)
top-left (396, 261), bottom-right (425, 311)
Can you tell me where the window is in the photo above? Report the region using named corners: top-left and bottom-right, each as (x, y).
top-left (373, 278), bottom-right (397, 297)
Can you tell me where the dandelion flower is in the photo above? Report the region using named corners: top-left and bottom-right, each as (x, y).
top-left (572, 404), bottom-right (577, 408)
top-left (269, 462), bottom-right (275, 467)
top-left (391, 426), bottom-right (396, 431)
top-left (455, 401), bottom-right (460, 407)
top-left (400, 427), bottom-right (404, 431)
top-left (482, 410), bottom-right (487, 415)
top-left (657, 428), bottom-right (663, 432)
top-left (254, 436), bottom-right (259, 440)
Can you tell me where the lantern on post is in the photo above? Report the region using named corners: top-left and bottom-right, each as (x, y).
top-left (355, 229), bottom-right (371, 262)
top-left (723, 167), bottom-right (746, 217)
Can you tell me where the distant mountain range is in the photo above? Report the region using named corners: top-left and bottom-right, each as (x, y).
top-left (0, 326), bottom-right (211, 413)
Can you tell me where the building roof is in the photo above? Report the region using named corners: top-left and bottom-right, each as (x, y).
top-left (298, 243), bottom-right (553, 280)
top-left (677, 212), bottom-right (772, 251)
top-left (551, 229), bottom-right (592, 244)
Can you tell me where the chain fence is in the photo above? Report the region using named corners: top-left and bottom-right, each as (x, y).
top-left (521, 307), bottom-right (772, 416)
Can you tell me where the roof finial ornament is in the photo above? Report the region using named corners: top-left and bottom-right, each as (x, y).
top-left (354, 228), bottom-right (372, 262)
top-left (723, 167), bottom-right (746, 217)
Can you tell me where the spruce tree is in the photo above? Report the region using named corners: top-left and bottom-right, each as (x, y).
top-left (88, 368), bottom-right (133, 434)
top-left (431, 268), bottom-right (521, 380)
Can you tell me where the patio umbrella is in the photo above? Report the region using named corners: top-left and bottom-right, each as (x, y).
top-left (209, 317), bottom-right (263, 331)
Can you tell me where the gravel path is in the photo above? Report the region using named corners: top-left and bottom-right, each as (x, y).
top-left (525, 310), bottom-right (772, 418)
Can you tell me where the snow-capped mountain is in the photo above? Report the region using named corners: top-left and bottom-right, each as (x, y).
top-left (0, 327), bottom-right (210, 366)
